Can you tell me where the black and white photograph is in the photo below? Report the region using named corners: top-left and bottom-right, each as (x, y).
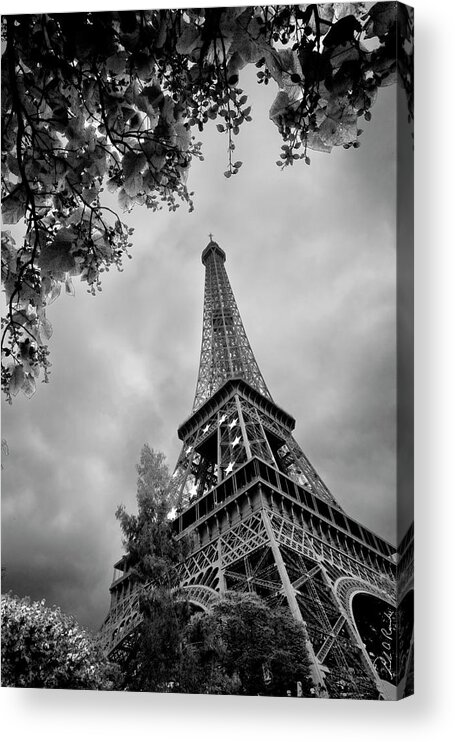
top-left (2, 0), bottom-right (414, 711)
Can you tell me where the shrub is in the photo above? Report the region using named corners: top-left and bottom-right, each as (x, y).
top-left (1, 593), bottom-right (116, 689)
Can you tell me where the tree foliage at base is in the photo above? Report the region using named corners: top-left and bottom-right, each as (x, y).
top-left (115, 444), bottom-right (187, 585)
top-left (113, 444), bottom-right (191, 692)
top-left (1, 4), bottom-right (413, 401)
top-left (180, 592), bottom-right (312, 696)
top-left (1, 593), bottom-right (117, 689)
top-left (116, 588), bottom-right (192, 693)
top-left (116, 591), bottom-right (312, 696)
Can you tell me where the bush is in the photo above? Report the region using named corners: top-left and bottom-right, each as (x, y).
top-left (1, 593), bottom-right (117, 689)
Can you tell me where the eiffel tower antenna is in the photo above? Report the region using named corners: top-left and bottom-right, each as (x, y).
top-left (101, 238), bottom-right (413, 700)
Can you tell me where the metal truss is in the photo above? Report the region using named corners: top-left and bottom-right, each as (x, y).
top-left (99, 581), bottom-right (142, 655)
top-left (99, 578), bottom-right (220, 656)
top-left (397, 523), bottom-right (414, 598)
top-left (169, 504), bottom-right (395, 698)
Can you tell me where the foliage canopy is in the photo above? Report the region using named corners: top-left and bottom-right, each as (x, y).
top-left (116, 590), bottom-right (312, 696)
top-left (115, 443), bottom-right (187, 585)
top-left (1, 592), bottom-right (117, 689)
top-left (1, 4), bottom-right (413, 400)
top-left (180, 591), bottom-right (312, 696)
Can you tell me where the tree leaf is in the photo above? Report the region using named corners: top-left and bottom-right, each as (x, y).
top-left (323, 15), bottom-right (362, 48)
top-left (38, 229), bottom-right (77, 275)
top-left (46, 280), bottom-right (62, 305)
top-left (106, 51), bottom-right (128, 76)
top-left (65, 276), bottom-right (75, 296)
top-left (9, 365), bottom-right (25, 397)
top-left (118, 188), bottom-right (134, 212)
top-left (122, 151), bottom-right (147, 181)
top-left (2, 187), bottom-right (26, 225)
top-left (173, 122), bottom-right (190, 152)
top-left (138, 83), bottom-right (164, 118)
top-left (364, 2), bottom-right (397, 39)
top-left (39, 318), bottom-right (53, 341)
top-left (269, 91), bottom-right (291, 125)
top-left (22, 372), bottom-right (37, 399)
top-left (123, 152), bottom-right (146, 197)
top-left (318, 99), bottom-right (358, 146)
top-left (175, 23), bottom-right (201, 55)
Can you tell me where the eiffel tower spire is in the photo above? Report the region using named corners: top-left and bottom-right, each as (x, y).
top-left (193, 239), bottom-right (272, 411)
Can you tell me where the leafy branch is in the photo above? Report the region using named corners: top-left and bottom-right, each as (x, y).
top-left (1, 5), bottom-right (413, 401)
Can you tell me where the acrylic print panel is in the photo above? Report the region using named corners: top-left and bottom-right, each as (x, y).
top-left (1, 3), bottom-right (413, 699)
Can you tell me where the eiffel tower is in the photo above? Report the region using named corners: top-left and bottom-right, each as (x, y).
top-left (101, 238), bottom-right (413, 700)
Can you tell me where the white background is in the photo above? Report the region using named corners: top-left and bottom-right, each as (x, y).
top-left (1, 1), bottom-right (454, 740)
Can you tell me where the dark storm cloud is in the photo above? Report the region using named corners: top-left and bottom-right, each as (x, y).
top-left (2, 66), bottom-right (400, 629)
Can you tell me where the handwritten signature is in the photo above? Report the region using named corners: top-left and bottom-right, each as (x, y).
top-left (372, 609), bottom-right (394, 680)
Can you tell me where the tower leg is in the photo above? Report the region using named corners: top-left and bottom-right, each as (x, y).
top-left (262, 510), bottom-right (328, 697)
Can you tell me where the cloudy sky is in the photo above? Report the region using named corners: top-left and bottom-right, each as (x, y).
top-left (2, 53), bottom-right (401, 631)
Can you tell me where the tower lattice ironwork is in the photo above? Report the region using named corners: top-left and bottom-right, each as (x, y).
top-left (193, 241), bottom-right (271, 410)
top-left (101, 239), bottom-right (414, 700)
